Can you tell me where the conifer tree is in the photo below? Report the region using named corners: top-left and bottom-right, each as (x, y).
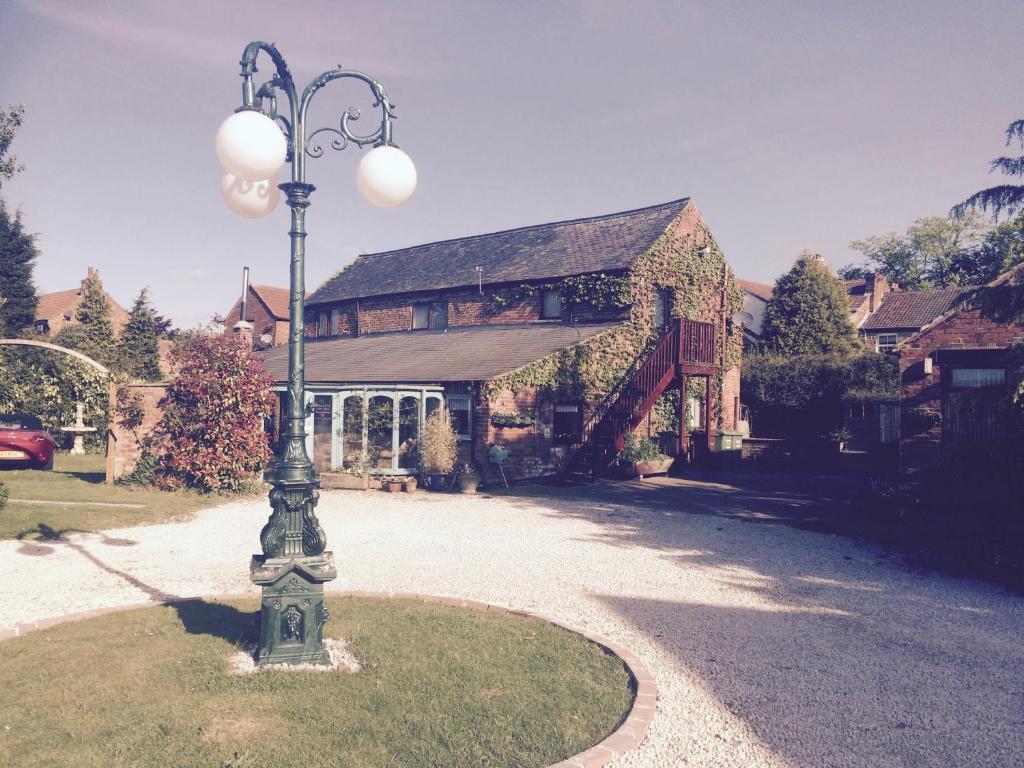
top-left (55, 270), bottom-right (116, 366)
top-left (117, 288), bottom-right (163, 381)
top-left (0, 199), bottom-right (38, 337)
top-left (761, 253), bottom-right (860, 355)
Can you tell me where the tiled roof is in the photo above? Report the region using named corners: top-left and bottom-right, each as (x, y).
top-left (308, 198), bottom-right (691, 305)
top-left (845, 279), bottom-right (869, 313)
top-left (259, 322), bottom-right (618, 384)
top-left (862, 288), bottom-right (972, 331)
top-left (35, 288), bottom-right (81, 322)
top-left (737, 279), bottom-right (772, 301)
top-left (250, 285), bottom-right (291, 319)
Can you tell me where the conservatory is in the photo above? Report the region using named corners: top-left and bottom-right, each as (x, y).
top-left (274, 385), bottom-right (449, 475)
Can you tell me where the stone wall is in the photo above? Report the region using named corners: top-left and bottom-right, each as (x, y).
top-left (105, 383), bottom-right (166, 482)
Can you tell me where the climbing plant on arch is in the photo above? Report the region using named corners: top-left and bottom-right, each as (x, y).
top-left (0, 339), bottom-right (110, 452)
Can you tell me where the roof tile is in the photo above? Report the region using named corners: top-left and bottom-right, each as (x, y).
top-left (308, 199), bottom-right (690, 305)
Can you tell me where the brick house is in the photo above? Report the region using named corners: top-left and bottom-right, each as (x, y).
top-left (34, 267), bottom-right (129, 337)
top-left (222, 283), bottom-right (294, 349)
top-left (860, 286), bottom-right (973, 352)
top-left (261, 198), bottom-right (743, 482)
top-left (896, 264), bottom-right (1024, 476)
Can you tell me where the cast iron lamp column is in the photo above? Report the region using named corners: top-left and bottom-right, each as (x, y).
top-left (216, 41), bottom-right (416, 665)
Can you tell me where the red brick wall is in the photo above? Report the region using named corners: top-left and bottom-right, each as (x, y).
top-left (105, 383), bottom-right (166, 482)
top-left (474, 386), bottom-right (602, 480)
top-left (898, 306), bottom-right (1024, 470)
top-left (721, 365), bottom-right (741, 431)
top-left (308, 280), bottom-right (629, 338)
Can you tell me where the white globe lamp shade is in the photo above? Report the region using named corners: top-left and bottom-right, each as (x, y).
top-left (215, 111), bottom-right (287, 182)
top-left (221, 173), bottom-right (281, 218)
top-left (356, 145), bottom-right (417, 208)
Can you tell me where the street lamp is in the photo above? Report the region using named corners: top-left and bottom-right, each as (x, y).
top-left (217, 41), bottom-right (416, 666)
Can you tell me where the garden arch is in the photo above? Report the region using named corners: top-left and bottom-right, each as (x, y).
top-left (0, 339), bottom-right (111, 376)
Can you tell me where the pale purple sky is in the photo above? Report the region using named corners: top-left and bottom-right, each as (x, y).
top-left (2, 0), bottom-right (1022, 328)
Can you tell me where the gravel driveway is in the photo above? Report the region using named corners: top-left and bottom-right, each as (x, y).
top-left (2, 476), bottom-right (1022, 768)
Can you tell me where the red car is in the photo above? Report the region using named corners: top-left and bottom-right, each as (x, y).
top-left (0, 413), bottom-right (56, 470)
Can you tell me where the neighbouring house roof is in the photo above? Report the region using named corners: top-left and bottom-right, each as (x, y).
top-left (35, 283), bottom-right (128, 331)
top-left (737, 279), bottom-right (772, 301)
top-left (895, 263), bottom-right (1024, 350)
top-left (260, 322), bottom-right (618, 384)
top-left (308, 198), bottom-right (692, 305)
top-left (862, 288), bottom-right (972, 331)
top-left (35, 288), bottom-right (82, 324)
top-left (250, 284), bottom-right (292, 319)
top-left (845, 279), bottom-right (870, 314)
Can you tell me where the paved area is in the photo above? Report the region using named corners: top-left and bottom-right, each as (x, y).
top-left (2, 474), bottom-right (1022, 767)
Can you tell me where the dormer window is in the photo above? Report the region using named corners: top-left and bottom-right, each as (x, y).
top-left (412, 301), bottom-right (448, 330)
top-left (541, 289), bottom-right (562, 320)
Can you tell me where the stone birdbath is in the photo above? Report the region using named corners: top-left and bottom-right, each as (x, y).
top-left (61, 402), bottom-right (97, 455)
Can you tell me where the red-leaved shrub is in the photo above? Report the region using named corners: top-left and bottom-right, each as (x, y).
top-left (153, 332), bottom-right (274, 493)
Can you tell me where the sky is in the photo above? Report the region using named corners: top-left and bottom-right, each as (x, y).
top-left (1, 0), bottom-right (1022, 329)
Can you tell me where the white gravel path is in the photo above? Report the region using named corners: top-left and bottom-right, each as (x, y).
top-left (2, 482), bottom-right (1022, 768)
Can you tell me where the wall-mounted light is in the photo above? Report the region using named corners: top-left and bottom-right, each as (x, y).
top-left (923, 356), bottom-right (933, 375)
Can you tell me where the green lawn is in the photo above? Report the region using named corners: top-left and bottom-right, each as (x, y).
top-left (0, 453), bottom-right (231, 540)
top-left (0, 597), bottom-right (634, 768)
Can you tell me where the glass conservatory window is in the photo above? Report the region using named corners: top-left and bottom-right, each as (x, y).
top-left (398, 396), bottom-right (420, 469)
top-left (367, 395), bottom-right (395, 470)
top-left (341, 395), bottom-right (364, 469)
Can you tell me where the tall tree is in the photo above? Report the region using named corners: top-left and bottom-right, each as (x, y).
top-left (117, 288), bottom-right (163, 381)
top-left (761, 253), bottom-right (859, 355)
top-left (55, 270), bottom-right (116, 366)
top-left (849, 214), bottom-right (987, 290)
top-left (0, 104), bottom-right (25, 189)
top-left (952, 118), bottom-right (1024, 221)
top-left (0, 199), bottom-right (38, 337)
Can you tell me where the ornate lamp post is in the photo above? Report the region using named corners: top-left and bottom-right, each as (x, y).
top-left (216, 41), bottom-right (416, 665)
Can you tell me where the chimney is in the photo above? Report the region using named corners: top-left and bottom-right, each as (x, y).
top-left (239, 266), bottom-right (250, 323)
top-left (867, 273), bottom-right (891, 312)
top-left (81, 266), bottom-right (96, 292)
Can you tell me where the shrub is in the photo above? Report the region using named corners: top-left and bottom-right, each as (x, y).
top-left (151, 332), bottom-right (274, 493)
top-left (420, 410), bottom-right (458, 475)
top-left (0, 479), bottom-right (8, 512)
top-left (741, 351), bottom-right (897, 438)
top-left (618, 434), bottom-right (669, 464)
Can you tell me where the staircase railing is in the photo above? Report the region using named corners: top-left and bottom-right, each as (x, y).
top-left (566, 318), bottom-right (718, 478)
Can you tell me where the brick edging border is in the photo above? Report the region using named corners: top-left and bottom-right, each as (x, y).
top-left (2, 591), bottom-right (656, 768)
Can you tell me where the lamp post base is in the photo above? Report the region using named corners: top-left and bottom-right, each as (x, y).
top-left (250, 553), bottom-right (338, 666)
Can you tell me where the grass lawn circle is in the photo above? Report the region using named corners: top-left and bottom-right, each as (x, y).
top-left (0, 595), bottom-right (642, 768)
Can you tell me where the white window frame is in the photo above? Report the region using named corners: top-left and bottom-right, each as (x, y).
top-left (950, 368), bottom-right (1006, 389)
top-left (875, 333), bottom-right (898, 352)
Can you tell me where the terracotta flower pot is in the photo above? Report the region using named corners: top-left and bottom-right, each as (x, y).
top-left (634, 458), bottom-right (673, 479)
top-left (457, 472), bottom-right (481, 494)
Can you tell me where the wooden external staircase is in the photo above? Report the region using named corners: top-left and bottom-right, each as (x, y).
top-left (564, 318), bottom-right (719, 482)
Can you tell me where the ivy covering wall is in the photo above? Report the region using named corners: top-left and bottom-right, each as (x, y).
top-left (482, 218), bottom-right (744, 430)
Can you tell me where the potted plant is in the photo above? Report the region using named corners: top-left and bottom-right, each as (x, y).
top-left (384, 476), bottom-right (404, 493)
top-left (828, 427), bottom-right (851, 453)
top-left (402, 475), bottom-right (417, 493)
top-left (456, 462), bottom-right (482, 493)
top-left (320, 452), bottom-right (370, 490)
top-left (618, 434), bottom-right (674, 479)
top-left (420, 410), bottom-right (458, 491)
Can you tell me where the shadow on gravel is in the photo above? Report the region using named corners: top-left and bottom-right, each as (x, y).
top-left (493, 470), bottom-right (1024, 767)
